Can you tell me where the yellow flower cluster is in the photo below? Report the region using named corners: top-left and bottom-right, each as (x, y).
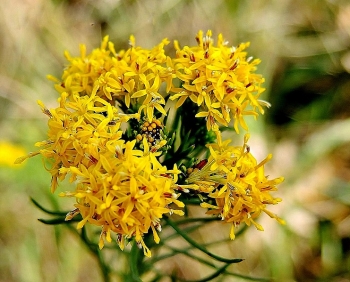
top-left (17, 30), bottom-right (284, 257)
top-left (38, 90), bottom-right (130, 193)
top-left (170, 30), bottom-right (269, 133)
top-left (49, 36), bottom-right (172, 122)
top-left (60, 139), bottom-right (184, 257)
top-left (187, 131), bottom-right (284, 239)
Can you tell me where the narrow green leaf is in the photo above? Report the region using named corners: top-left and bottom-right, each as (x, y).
top-left (38, 217), bottom-right (68, 225)
top-left (31, 198), bottom-right (67, 216)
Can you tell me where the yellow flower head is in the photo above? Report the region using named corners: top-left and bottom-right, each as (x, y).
top-left (170, 30), bottom-right (269, 133)
top-left (60, 139), bottom-right (184, 257)
top-left (187, 131), bottom-right (284, 240)
top-left (50, 36), bottom-right (173, 123)
top-left (17, 89), bottom-right (132, 193)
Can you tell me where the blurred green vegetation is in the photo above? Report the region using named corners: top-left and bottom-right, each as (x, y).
top-left (1, 0), bottom-right (350, 281)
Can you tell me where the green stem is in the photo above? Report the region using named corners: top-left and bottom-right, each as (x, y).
top-left (79, 226), bottom-right (111, 282)
top-left (126, 242), bottom-right (143, 282)
top-left (164, 217), bottom-right (243, 264)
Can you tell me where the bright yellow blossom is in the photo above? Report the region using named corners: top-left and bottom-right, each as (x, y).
top-left (59, 139), bottom-right (184, 257)
top-left (16, 90), bottom-right (130, 192)
top-left (187, 130), bottom-right (284, 240)
top-left (50, 36), bottom-right (173, 122)
top-left (170, 30), bottom-right (269, 133)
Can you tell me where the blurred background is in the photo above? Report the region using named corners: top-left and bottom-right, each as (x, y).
top-left (1, 0), bottom-right (350, 281)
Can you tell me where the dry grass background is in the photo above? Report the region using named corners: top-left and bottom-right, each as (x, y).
top-left (1, 0), bottom-right (350, 281)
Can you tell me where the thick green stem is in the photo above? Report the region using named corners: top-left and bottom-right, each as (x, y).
top-left (125, 242), bottom-right (143, 282)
